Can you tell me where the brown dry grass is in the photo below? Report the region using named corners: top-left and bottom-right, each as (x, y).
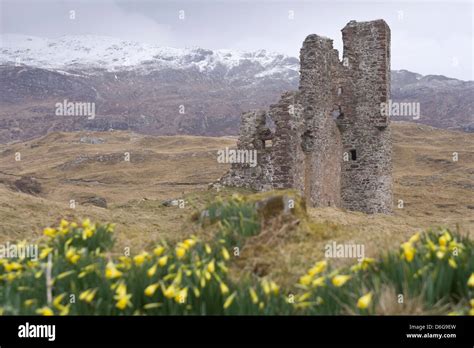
top-left (0, 122), bottom-right (472, 284)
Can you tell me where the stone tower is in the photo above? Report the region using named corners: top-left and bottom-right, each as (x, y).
top-left (220, 20), bottom-right (393, 214)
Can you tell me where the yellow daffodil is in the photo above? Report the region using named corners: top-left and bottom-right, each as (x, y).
top-left (204, 271), bottom-right (211, 280)
top-left (401, 242), bottom-right (416, 262)
top-left (222, 247), bottom-right (230, 261)
top-left (207, 260), bottom-right (215, 273)
top-left (205, 244), bottom-right (212, 254)
top-left (143, 303), bottom-right (162, 310)
top-left (308, 261), bottom-right (327, 276)
top-left (192, 287), bottom-right (200, 298)
top-left (79, 264), bottom-right (97, 278)
top-left (133, 252), bottom-right (148, 266)
top-left (60, 219), bottom-right (69, 229)
top-left (163, 285), bottom-right (176, 299)
top-left (53, 293), bottom-right (66, 309)
top-left (144, 283), bottom-right (160, 297)
top-left (360, 258), bottom-right (375, 270)
top-left (105, 262), bottom-right (123, 279)
top-left (153, 245), bottom-right (165, 257)
top-left (311, 276), bottom-right (326, 288)
top-left (468, 273), bottom-right (474, 288)
top-left (332, 275), bottom-right (351, 287)
top-left (39, 247), bottom-right (51, 260)
top-left (249, 287), bottom-right (258, 304)
top-left (357, 292), bottom-right (373, 309)
top-left (408, 232), bottom-right (421, 244)
top-left (24, 299), bottom-right (36, 307)
top-left (448, 240), bottom-right (464, 254)
top-left (79, 288), bottom-right (98, 303)
top-left (351, 258), bottom-right (376, 272)
top-left (66, 248), bottom-right (80, 264)
top-left (426, 239), bottom-right (436, 252)
top-left (436, 250), bottom-right (445, 259)
top-left (223, 292), bottom-right (237, 309)
top-left (57, 270), bottom-right (76, 280)
top-left (220, 282), bottom-right (230, 295)
top-left (4, 262), bottom-right (22, 272)
top-left (36, 307), bottom-right (54, 316)
top-left (26, 260), bottom-right (38, 268)
top-left (115, 293), bottom-right (132, 310)
top-left (43, 227), bottom-right (56, 238)
top-left (82, 228), bottom-right (93, 240)
top-left (294, 302), bottom-right (313, 309)
top-left (114, 283), bottom-right (132, 310)
top-left (176, 247), bottom-right (186, 259)
top-left (147, 263), bottom-right (158, 277)
top-left (261, 280), bottom-right (271, 295)
top-left (270, 281), bottom-right (279, 295)
top-left (183, 238), bottom-right (196, 249)
top-left (103, 223), bottom-right (113, 233)
top-left (448, 258), bottom-right (457, 269)
top-left (174, 288), bottom-right (188, 303)
top-left (439, 235), bottom-right (448, 247)
top-left (297, 292), bottom-right (311, 302)
top-left (299, 274), bottom-right (312, 286)
top-left (6, 272), bottom-right (17, 282)
top-left (59, 305), bottom-right (70, 316)
top-left (158, 256), bottom-right (168, 267)
top-left (442, 230), bottom-right (452, 242)
top-left (174, 270), bottom-right (183, 285)
top-left (82, 218), bottom-right (91, 229)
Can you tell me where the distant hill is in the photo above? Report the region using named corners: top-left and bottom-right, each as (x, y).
top-left (0, 35), bottom-right (472, 143)
top-left (391, 70), bottom-right (474, 132)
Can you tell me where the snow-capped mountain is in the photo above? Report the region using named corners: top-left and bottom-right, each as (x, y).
top-left (0, 34), bottom-right (301, 143)
top-left (0, 34), bottom-right (472, 143)
top-left (0, 34), bottom-right (299, 80)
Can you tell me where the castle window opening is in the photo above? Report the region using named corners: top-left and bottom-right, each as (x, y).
top-left (350, 149), bottom-right (357, 161)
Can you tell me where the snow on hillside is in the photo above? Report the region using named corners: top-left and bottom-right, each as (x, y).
top-left (0, 34), bottom-right (299, 79)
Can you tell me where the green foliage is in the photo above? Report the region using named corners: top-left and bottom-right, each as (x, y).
top-left (0, 214), bottom-right (472, 315)
top-left (200, 194), bottom-right (261, 248)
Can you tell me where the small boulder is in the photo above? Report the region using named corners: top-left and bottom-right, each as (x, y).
top-left (81, 196), bottom-right (107, 208)
top-left (161, 199), bottom-right (179, 207)
top-left (13, 176), bottom-right (42, 195)
top-left (80, 137), bottom-right (105, 144)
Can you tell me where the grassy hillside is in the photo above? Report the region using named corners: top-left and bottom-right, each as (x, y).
top-left (0, 122), bottom-right (472, 285)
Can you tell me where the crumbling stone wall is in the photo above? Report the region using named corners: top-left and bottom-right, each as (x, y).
top-left (219, 109), bottom-right (273, 190)
top-left (299, 35), bottom-right (343, 208)
top-left (268, 91), bottom-right (305, 192)
top-left (338, 20), bottom-right (392, 214)
top-left (221, 20), bottom-right (393, 214)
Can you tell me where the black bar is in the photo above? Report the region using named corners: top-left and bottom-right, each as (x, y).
top-left (0, 316), bottom-right (472, 346)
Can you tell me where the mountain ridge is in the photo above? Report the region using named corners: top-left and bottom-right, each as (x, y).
top-left (0, 34), bottom-right (472, 143)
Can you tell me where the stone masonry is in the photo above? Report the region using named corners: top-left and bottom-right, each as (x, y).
top-left (220, 20), bottom-right (393, 214)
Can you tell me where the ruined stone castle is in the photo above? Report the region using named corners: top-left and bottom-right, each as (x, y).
top-left (220, 20), bottom-right (393, 214)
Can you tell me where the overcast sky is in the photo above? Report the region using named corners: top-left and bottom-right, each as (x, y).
top-left (1, 0), bottom-right (472, 80)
